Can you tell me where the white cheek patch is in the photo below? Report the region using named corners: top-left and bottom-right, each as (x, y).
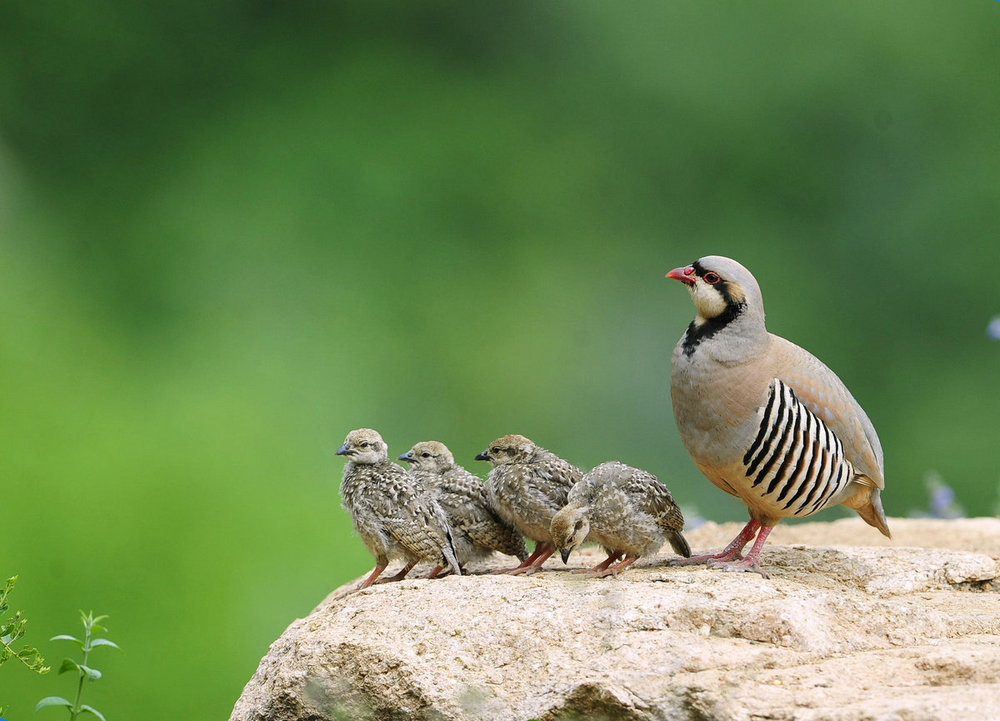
top-left (692, 285), bottom-right (728, 321)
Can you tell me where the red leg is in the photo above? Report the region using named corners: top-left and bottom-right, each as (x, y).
top-left (573, 551), bottom-right (623, 574)
top-left (373, 560), bottom-right (417, 585)
top-left (519, 544), bottom-right (556, 575)
top-left (669, 519), bottom-right (761, 567)
top-left (425, 564), bottom-right (463, 579)
top-left (356, 563), bottom-right (388, 590)
top-left (708, 525), bottom-right (773, 578)
top-left (592, 555), bottom-right (640, 578)
top-left (492, 542), bottom-right (551, 575)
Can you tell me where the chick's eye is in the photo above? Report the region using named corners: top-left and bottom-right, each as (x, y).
top-left (491, 447), bottom-right (500, 454)
top-left (703, 272), bottom-right (721, 285)
top-left (421, 452), bottom-right (431, 458)
top-left (359, 441), bottom-right (369, 448)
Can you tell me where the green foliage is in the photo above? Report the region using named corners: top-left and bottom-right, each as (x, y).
top-left (35, 612), bottom-right (118, 721)
top-left (0, 576), bottom-right (50, 714)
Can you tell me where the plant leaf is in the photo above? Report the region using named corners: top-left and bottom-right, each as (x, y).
top-left (80, 612), bottom-right (109, 633)
top-left (79, 663), bottom-right (102, 681)
top-left (1, 576), bottom-right (16, 604)
top-left (58, 657), bottom-right (80, 674)
top-left (80, 705), bottom-right (107, 721)
top-left (35, 696), bottom-right (74, 712)
top-left (17, 645), bottom-right (50, 673)
top-left (50, 634), bottom-right (83, 645)
top-left (90, 638), bottom-right (120, 650)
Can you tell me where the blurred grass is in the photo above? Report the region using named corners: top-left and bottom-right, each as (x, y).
top-left (2, 2), bottom-right (999, 718)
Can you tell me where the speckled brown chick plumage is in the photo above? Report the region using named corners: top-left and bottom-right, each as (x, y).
top-left (336, 428), bottom-right (461, 590)
top-left (666, 256), bottom-right (890, 578)
top-left (475, 434), bottom-right (583, 574)
top-left (550, 461), bottom-right (691, 577)
top-left (398, 441), bottom-right (529, 569)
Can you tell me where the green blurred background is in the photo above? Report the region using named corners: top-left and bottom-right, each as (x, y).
top-left (2, 1), bottom-right (998, 718)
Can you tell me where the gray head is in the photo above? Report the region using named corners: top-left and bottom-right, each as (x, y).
top-left (666, 255), bottom-right (768, 354)
top-left (335, 428), bottom-right (389, 464)
top-left (397, 440), bottom-right (455, 473)
top-left (474, 434), bottom-right (537, 466)
top-left (549, 503), bottom-right (590, 563)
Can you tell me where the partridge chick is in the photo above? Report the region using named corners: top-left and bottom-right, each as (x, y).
top-left (666, 256), bottom-right (890, 577)
top-left (398, 441), bottom-right (529, 570)
top-left (551, 461), bottom-right (691, 577)
top-left (475, 434), bottom-right (583, 574)
top-left (336, 428), bottom-right (461, 590)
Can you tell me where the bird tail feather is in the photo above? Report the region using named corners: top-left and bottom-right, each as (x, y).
top-left (668, 530), bottom-right (692, 558)
top-left (442, 527), bottom-right (462, 576)
top-left (855, 486), bottom-right (891, 538)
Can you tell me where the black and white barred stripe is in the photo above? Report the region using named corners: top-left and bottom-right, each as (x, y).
top-left (742, 379), bottom-right (855, 517)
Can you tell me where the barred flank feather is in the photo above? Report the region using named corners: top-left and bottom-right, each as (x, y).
top-left (743, 379), bottom-right (854, 517)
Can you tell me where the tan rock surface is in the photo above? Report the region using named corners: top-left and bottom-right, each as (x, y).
top-left (230, 518), bottom-right (1000, 721)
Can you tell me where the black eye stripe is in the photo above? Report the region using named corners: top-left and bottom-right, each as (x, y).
top-left (691, 261), bottom-right (723, 286)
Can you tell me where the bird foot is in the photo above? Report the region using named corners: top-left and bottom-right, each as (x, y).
top-left (590, 556), bottom-right (638, 578)
top-left (491, 545), bottom-right (553, 575)
top-left (373, 562), bottom-right (417, 585)
top-left (589, 567), bottom-right (619, 578)
top-left (668, 550), bottom-right (743, 567)
top-left (491, 565), bottom-right (541, 576)
top-left (706, 558), bottom-right (771, 579)
top-left (424, 566), bottom-right (455, 580)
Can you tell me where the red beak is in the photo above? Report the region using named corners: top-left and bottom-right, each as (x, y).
top-left (666, 265), bottom-right (696, 286)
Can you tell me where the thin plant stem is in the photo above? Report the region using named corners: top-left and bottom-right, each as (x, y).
top-left (68, 619), bottom-right (91, 721)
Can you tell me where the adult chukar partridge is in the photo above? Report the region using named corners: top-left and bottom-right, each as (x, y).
top-left (336, 428), bottom-right (461, 590)
top-left (666, 256), bottom-right (889, 577)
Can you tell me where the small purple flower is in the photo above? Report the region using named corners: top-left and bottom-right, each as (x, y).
top-left (908, 471), bottom-right (964, 519)
top-left (928, 483), bottom-right (957, 518)
top-left (987, 316), bottom-right (1000, 341)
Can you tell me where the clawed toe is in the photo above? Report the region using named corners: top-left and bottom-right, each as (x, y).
top-left (707, 558), bottom-right (770, 579)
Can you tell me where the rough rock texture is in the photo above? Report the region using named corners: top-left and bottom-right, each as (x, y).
top-left (230, 518), bottom-right (1000, 721)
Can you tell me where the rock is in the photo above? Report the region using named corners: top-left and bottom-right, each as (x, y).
top-left (229, 518), bottom-right (1000, 721)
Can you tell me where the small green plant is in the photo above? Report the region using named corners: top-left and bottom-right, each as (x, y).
top-left (35, 611), bottom-right (118, 721)
top-left (1, 576), bottom-right (50, 714)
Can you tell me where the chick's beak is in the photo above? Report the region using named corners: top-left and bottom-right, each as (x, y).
top-left (474, 450), bottom-right (489, 461)
top-left (560, 549), bottom-right (571, 564)
top-left (666, 265), bottom-right (696, 286)
top-left (335, 443), bottom-right (354, 456)
top-left (397, 451), bottom-right (414, 462)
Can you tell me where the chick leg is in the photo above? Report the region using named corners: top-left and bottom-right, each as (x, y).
top-left (494, 542), bottom-right (554, 575)
top-left (573, 551), bottom-right (623, 574)
top-left (592, 555), bottom-right (639, 578)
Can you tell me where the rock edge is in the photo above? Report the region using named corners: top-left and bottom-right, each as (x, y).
top-left (230, 518), bottom-right (1000, 721)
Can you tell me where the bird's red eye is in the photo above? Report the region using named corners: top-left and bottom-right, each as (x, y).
top-left (703, 272), bottom-right (721, 285)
